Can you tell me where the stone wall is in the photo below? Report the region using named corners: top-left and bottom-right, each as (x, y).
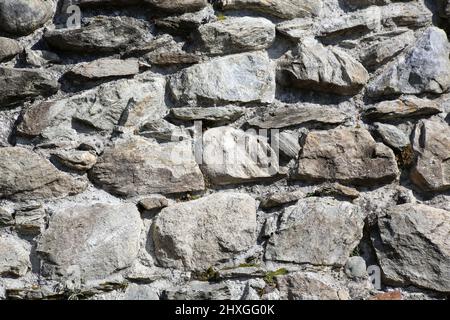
top-left (0, 0), bottom-right (449, 300)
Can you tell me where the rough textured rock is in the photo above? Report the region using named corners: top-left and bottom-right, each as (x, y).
top-left (144, 0), bottom-right (208, 13)
top-left (266, 197), bottom-right (365, 266)
top-left (363, 96), bottom-right (442, 121)
top-left (277, 272), bottom-right (350, 300)
top-left (0, 37), bottom-right (22, 62)
top-left (368, 27), bottom-right (450, 97)
top-left (218, 0), bottom-right (322, 19)
top-left (296, 128), bottom-right (399, 186)
top-left (1, 0), bottom-right (449, 301)
top-left (278, 38), bottom-right (369, 95)
top-left (0, 68), bottom-right (59, 108)
top-left (411, 119), bottom-right (450, 192)
top-left (44, 16), bottom-right (150, 53)
top-left (170, 106), bottom-right (245, 124)
top-left (0, 0), bottom-right (53, 35)
top-left (373, 204), bottom-right (450, 292)
top-left (0, 147), bottom-right (87, 201)
top-left (374, 123), bottom-right (409, 151)
top-left (37, 203), bottom-right (142, 281)
top-left (0, 233), bottom-right (31, 277)
top-left (247, 103), bottom-right (348, 129)
top-left (89, 136), bottom-right (205, 197)
top-left (196, 17), bottom-right (275, 55)
top-left (67, 58), bottom-right (140, 81)
top-left (152, 193), bottom-right (257, 271)
top-left (169, 52), bottom-right (275, 106)
top-left (202, 127), bottom-right (279, 185)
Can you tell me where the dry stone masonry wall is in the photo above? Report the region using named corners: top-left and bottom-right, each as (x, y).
top-left (0, 0), bottom-right (449, 300)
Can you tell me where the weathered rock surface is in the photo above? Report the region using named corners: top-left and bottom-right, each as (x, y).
top-left (296, 128), bottom-right (399, 185)
top-left (44, 16), bottom-right (150, 53)
top-left (218, 0), bottom-right (322, 19)
top-left (411, 119), bottom-right (450, 192)
top-left (266, 197), bottom-right (364, 266)
top-left (170, 106), bottom-right (245, 124)
top-left (0, 0), bottom-right (53, 35)
top-left (360, 30), bottom-right (414, 70)
top-left (0, 68), bottom-right (59, 108)
top-left (152, 193), bottom-right (257, 271)
top-left (202, 127), bottom-right (279, 185)
top-left (169, 52), bottom-right (275, 106)
top-left (277, 272), bottom-right (350, 300)
top-left (52, 150), bottom-right (98, 171)
top-left (67, 59), bottom-right (140, 81)
top-left (0, 37), bottom-right (22, 62)
top-left (144, 0), bottom-right (208, 13)
top-left (368, 27), bottom-right (450, 97)
top-left (278, 38), bottom-right (369, 95)
top-left (16, 73), bottom-right (166, 142)
top-left (247, 103), bottom-right (348, 129)
top-left (89, 136), bottom-right (205, 197)
top-left (0, 233), bottom-right (31, 277)
top-left (373, 204), bottom-right (450, 292)
top-left (0, 147), bottom-right (86, 201)
top-left (37, 203), bottom-right (142, 281)
top-left (196, 17), bottom-right (275, 55)
top-left (374, 123), bottom-right (410, 151)
top-left (363, 96), bottom-right (442, 121)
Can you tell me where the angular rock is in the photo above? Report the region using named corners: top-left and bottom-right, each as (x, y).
top-left (152, 193), bottom-right (257, 271)
top-left (163, 281), bottom-right (231, 300)
top-left (0, 233), bottom-right (31, 277)
top-left (155, 6), bottom-right (217, 35)
top-left (37, 203), bottom-right (142, 281)
top-left (277, 272), bottom-right (350, 300)
top-left (169, 52), bottom-right (275, 106)
top-left (363, 96), bottom-right (442, 121)
top-left (144, 0), bottom-right (208, 13)
top-left (44, 16), bottom-right (150, 53)
top-left (0, 67), bottom-right (59, 108)
top-left (0, 0), bottom-right (53, 35)
top-left (170, 106), bottom-right (245, 125)
top-left (25, 49), bottom-right (61, 68)
top-left (381, 2), bottom-right (432, 29)
top-left (341, 0), bottom-right (388, 10)
top-left (295, 128), bottom-right (399, 186)
top-left (312, 182), bottom-right (360, 200)
top-left (14, 205), bottom-right (46, 236)
top-left (373, 204), bottom-right (450, 292)
top-left (67, 58), bottom-right (140, 81)
top-left (367, 27), bottom-right (450, 97)
top-left (278, 38), bottom-right (369, 96)
top-left (276, 18), bottom-right (314, 40)
top-left (202, 127), bottom-right (279, 185)
top-left (318, 6), bottom-right (381, 38)
top-left (266, 197), bottom-right (364, 266)
top-left (359, 29), bottom-right (414, 71)
top-left (259, 190), bottom-right (305, 209)
top-left (411, 119), bottom-right (450, 192)
top-left (218, 0), bottom-right (322, 19)
top-left (89, 136), bottom-right (205, 197)
top-left (196, 17), bottom-right (275, 55)
top-left (374, 123), bottom-right (409, 151)
top-left (0, 37), bottom-right (22, 62)
top-left (0, 147), bottom-right (86, 201)
top-left (247, 103), bottom-right (348, 129)
top-left (138, 195), bottom-right (169, 211)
